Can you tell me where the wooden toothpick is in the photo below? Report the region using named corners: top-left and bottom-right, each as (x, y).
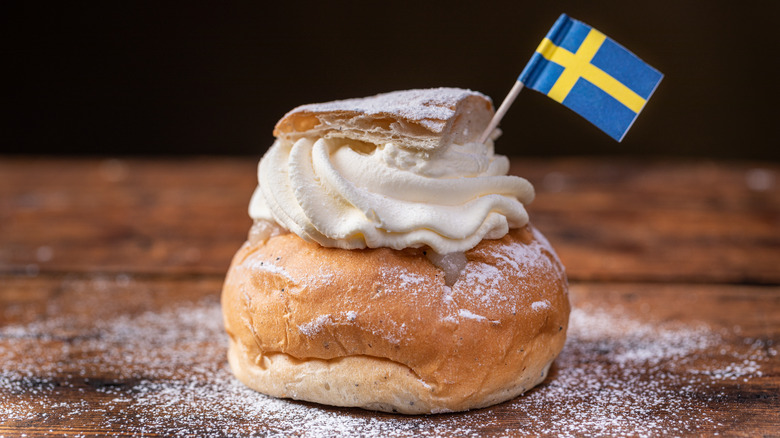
top-left (479, 80), bottom-right (524, 144)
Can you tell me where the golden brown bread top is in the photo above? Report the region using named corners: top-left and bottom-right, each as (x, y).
top-left (222, 225), bottom-right (569, 404)
top-left (272, 88), bottom-right (495, 150)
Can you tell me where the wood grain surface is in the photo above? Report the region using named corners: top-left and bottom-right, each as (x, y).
top-left (1, 157), bottom-right (778, 437)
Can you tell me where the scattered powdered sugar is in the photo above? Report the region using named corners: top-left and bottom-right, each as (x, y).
top-left (377, 266), bottom-right (428, 293)
top-left (458, 309), bottom-right (488, 321)
top-left (0, 295), bottom-right (774, 437)
top-left (531, 300), bottom-right (550, 311)
top-left (455, 309), bottom-right (500, 324)
top-left (452, 232), bottom-right (564, 318)
top-left (298, 314), bottom-right (333, 337)
top-left (244, 258), bottom-right (293, 280)
top-left (397, 272), bottom-right (426, 287)
top-left (459, 263), bottom-right (503, 302)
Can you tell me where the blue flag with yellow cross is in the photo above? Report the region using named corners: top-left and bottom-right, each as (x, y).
top-left (519, 14), bottom-right (663, 141)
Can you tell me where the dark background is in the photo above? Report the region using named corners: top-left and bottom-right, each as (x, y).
top-left (2, 2), bottom-right (778, 160)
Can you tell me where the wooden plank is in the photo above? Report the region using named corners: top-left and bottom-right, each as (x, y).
top-left (515, 159), bottom-right (780, 284)
top-left (2, 158), bottom-right (778, 283)
top-left (0, 158), bottom-right (256, 275)
top-left (1, 276), bottom-right (777, 436)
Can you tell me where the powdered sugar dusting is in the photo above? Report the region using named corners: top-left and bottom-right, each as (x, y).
top-left (298, 314), bottom-right (333, 337)
top-left (1, 293), bottom-right (774, 437)
top-left (453, 233), bottom-right (562, 317)
top-left (397, 271), bottom-right (426, 288)
top-left (244, 258), bottom-right (293, 280)
top-left (458, 309), bottom-right (487, 321)
top-left (460, 262), bottom-right (503, 302)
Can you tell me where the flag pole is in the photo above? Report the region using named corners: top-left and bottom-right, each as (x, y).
top-left (479, 80), bottom-right (525, 144)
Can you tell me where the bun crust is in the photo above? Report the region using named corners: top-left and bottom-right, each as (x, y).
top-left (222, 225), bottom-right (569, 414)
top-left (273, 88), bottom-right (494, 151)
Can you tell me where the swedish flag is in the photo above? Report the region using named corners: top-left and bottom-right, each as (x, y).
top-left (519, 14), bottom-right (663, 141)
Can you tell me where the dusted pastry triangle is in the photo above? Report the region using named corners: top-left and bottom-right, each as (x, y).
top-left (273, 88), bottom-right (495, 151)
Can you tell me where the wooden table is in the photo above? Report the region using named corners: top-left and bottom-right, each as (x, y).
top-left (1, 157), bottom-right (778, 437)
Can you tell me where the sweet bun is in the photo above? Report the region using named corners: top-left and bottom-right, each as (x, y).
top-left (273, 88), bottom-right (494, 151)
top-left (224, 87), bottom-right (569, 414)
top-left (222, 224), bottom-right (569, 414)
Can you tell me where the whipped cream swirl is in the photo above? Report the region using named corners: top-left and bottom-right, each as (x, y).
top-left (249, 137), bottom-right (534, 254)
